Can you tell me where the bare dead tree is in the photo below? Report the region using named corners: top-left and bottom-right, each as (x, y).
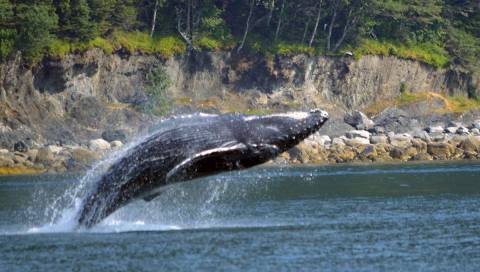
top-left (274, 0), bottom-right (286, 42)
top-left (175, 5), bottom-right (194, 50)
top-left (326, 0), bottom-right (338, 51)
top-left (328, 1), bottom-right (365, 52)
top-left (266, 0), bottom-right (275, 27)
top-left (174, 0), bottom-right (205, 51)
top-left (308, 0), bottom-right (323, 47)
top-left (150, 0), bottom-right (159, 37)
top-left (186, 0), bottom-right (191, 37)
top-left (332, 7), bottom-right (361, 51)
top-left (237, 0), bottom-right (255, 53)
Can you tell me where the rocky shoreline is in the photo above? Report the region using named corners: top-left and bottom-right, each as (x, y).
top-left (0, 138), bottom-right (122, 175)
top-left (279, 110), bottom-right (480, 164)
top-left (1, 109), bottom-right (479, 175)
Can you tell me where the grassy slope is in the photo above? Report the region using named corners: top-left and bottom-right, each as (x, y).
top-left (46, 31), bottom-right (450, 67)
top-left (364, 91), bottom-right (480, 116)
top-left (47, 31), bottom-right (187, 58)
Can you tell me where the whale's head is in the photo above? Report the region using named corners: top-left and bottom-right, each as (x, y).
top-left (241, 109), bottom-right (329, 153)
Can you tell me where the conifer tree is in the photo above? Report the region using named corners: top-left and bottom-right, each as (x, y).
top-left (69, 0), bottom-right (95, 41)
top-left (54, 0), bottom-right (71, 34)
top-left (0, 0), bottom-right (16, 60)
top-left (110, 0), bottom-right (138, 31)
top-left (89, 0), bottom-right (116, 34)
top-left (15, 3), bottom-right (58, 62)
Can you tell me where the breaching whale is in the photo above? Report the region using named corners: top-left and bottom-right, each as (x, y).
top-left (76, 109), bottom-right (329, 228)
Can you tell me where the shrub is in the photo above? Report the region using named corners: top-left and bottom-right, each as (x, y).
top-left (353, 39), bottom-right (449, 68)
top-left (138, 65), bottom-right (172, 116)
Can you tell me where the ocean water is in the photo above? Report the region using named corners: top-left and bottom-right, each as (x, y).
top-left (1, 162), bottom-right (480, 271)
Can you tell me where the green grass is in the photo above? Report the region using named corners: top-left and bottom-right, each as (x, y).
top-left (397, 91), bottom-right (419, 104)
top-left (46, 31), bottom-right (452, 71)
top-left (243, 34), bottom-right (319, 56)
top-left (446, 95), bottom-right (480, 112)
top-left (365, 91), bottom-right (480, 115)
top-left (196, 36), bottom-right (222, 51)
top-left (48, 37), bottom-right (114, 57)
top-left (352, 39), bottom-right (450, 68)
top-left (111, 31), bottom-right (186, 57)
top-left (47, 31), bottom-right (186, 58)
top-left (275, 43), bottom-right (315, 55)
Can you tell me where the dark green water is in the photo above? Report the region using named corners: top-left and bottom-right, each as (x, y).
top-left (1, 162), bottom-right (480, 271)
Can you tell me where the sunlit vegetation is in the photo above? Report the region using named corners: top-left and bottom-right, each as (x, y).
top-left (365, 91), bottom-right (480, 115)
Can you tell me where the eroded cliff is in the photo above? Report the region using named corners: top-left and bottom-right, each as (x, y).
top-left (0, 49), bottom-right (476, 148)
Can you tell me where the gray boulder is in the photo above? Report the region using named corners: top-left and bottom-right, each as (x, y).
top-left (447, 121), bottom-right (462, 127)
top-left (373, 107), bottom-right (419, 133)
top-left (368, 126), bottom-right (386, 135)
top-left (412, 129), bottom-right (431, 142)
top-left (102, 129), bottom-right (128, 142)
top-left (389, 133), bottom-right (413, 148)
top-left (472, 120), bottom-right (480, 129)
top-left (110, 140), bottom-right (124, 149)
top-left (89, 139), bottom-right (111, 152)
top-left (457, 126), bottom-right (469, 135)
top-left (36, 147), bottom-right (55, 165)
top-left (426, 126), bottom-right (444, 133)
top-left (344, 111), bottom-right (374, 130)
top-left (444, 127), bottom-right (458, 134)
top-left (370, 135), bottom-right (388, 144)
top-left (345, 130), bottom-right (370, 139)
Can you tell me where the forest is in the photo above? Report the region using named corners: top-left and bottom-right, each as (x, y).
top-left (0, 0), bottom-right (478, 74)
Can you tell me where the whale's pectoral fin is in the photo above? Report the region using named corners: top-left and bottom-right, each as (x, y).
top-left (166, 143), bottom-right (279, 184)
top-left (166, 143), bottom-right (248, 183)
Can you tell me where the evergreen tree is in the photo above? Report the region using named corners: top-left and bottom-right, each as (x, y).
top-left (68, 0), bottom-right (96, 41)
top-left (15, 3), bottom-right (58, 62)
top-left (110, 0), bottom-right (138, 31)
top-left (54, 0), bottom-right (71, 34)
top-left (0, 0), bottom-right (16, 60)
top-left (88, 0), bottom-right (116, 34)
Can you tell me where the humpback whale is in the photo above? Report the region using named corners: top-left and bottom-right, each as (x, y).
top-left (76, 109), bottom-right (329, 228)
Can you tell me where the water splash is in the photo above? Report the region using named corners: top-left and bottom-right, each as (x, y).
top-left (26, 129), bottom-right (163, 233)
top-left (23, 119), bottom-right (262, 233)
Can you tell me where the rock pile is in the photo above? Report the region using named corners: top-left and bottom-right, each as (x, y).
top-left (281, 111), bottom-right (480, 164)
top-left (0, 138), bottom-right (123, 174)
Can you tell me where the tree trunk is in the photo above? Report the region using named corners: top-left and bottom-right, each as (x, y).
top-left (175, 6), bottom-right (194, 50)
top-left (333, 10), bottom-right (355, 51)
top-left (326, 2), bottom-right (337, 52)
top-left (308, 0), bottom-right (322, 47)
top-left (266, 0), bottom-right (275, 27)
top-left (192, 0), bottom-right (202, 41)
top-left (186, 0), bottom-right (191, 38)
top-left (150, 0), bottom-right (159, 37)
top-left (302, 19), bottom-right (310, 45)
top-left (333, 22), bottom-right (349, 52)
top-left (274, 0), bottom-right (286, 42)
top-left (237, 0), bottom-right (255, 53)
